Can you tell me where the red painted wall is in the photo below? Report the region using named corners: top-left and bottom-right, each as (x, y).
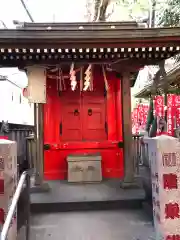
top-left (44, 66), bottom-right (124, 180)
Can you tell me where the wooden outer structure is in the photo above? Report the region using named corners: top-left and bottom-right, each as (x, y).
top-left (134, 62), bottom-right (180, 98)
top-left (0, 22), bottom-right (180, 187)
top-left (0, 22), bottom-right (180, 68)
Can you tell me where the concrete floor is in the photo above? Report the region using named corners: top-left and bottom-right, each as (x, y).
top-left (26, 210), bottom-right (155, 240)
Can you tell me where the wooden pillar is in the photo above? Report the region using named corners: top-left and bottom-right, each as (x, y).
top-left (34, 103), bottom-right (40, 185)
top-left (34, 103), bottom-right (44, 185)
top-left (32, 103), bottom-right (49, 192)
top-left (26, 66), bottom-right (49, 192)
top-left (121, 72), bottom-right (136, 187)
top-left (39, 103), bottom-right (45, 185)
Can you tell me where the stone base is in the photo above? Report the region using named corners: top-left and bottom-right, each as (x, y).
top-left (120, 175), bottom-right (143, 189)
top-left (30, 180), bottom-right (145, 213)
top-left (120, 180), bottom-right (141, 189)
top-left (30, 182), bottom-right (50, 193)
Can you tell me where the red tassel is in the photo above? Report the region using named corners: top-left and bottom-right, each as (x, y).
top-left (0, 179), bottom-right (4, 194)
top-left (0, 208), bottom-right (5, 224)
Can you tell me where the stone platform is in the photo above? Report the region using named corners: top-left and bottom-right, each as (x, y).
top-left (30, 180), bottom-right (145, 213)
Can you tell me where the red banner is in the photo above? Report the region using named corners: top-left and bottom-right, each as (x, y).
top-left (132, 94), bottom-right (180, 136)
top-left (154, 96), bottom-right (164, 117)
top-left (167, 94), bottom-right (176, 136)
top-left (132, 104), bottom-right (149, 133)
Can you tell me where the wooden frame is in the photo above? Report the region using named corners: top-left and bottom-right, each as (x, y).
top-left (1, 21), bottom-right (180, 186)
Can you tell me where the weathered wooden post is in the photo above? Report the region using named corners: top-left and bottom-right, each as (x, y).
top-left (26, 67), bottom-right (49, 192)
top-left (121, 72), bottom-right (136, 187)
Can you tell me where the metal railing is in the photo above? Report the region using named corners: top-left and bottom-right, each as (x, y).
top-left (26, 133), bottom-right (35, 170)
top-left (1, 170), bottom-right (32, 240)
top-left (140, 140), bottom-right (149, 168)
top-left (132, 134), bottom-right (144, 174)
top-left (133, 131), bottom-right (180, 171)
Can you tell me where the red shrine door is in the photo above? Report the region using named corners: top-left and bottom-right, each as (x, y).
top-left (60, 90), bottom-right (82, 141)
top-left (82, 92), bottom-right (106, 141)
top-left (59, 86), bottom-right (106, 142)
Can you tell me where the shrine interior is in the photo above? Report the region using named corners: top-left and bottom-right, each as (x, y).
top-left (43, 63), bottom-right (124, 180)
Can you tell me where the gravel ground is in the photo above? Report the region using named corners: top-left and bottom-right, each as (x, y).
top-left (18, 209), bottom-right (155, 240)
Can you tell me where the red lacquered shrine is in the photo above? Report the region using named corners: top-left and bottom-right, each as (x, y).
top-left (44, 65), bottom-right (123, 180)
top-left (0, 22), bottom-right (180, 185)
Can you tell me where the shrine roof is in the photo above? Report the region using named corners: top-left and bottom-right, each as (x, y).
top-left (0, 22), bottom-right (180, 46)
top-left (18, 21), bottom-right (140, 30)
top-left (0, 22), bottom-right (180, 67)
top-left (134, 60), bottom-right (180, 98)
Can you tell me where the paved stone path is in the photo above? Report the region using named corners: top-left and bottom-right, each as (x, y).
top-left (23, 210), bottom-right (155, 240)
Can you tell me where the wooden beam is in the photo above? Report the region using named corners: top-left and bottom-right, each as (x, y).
top-left (22, 21), bottom-right (139, 30)
top-left (0, 54), bottom-right (173, 68)
top-left (121, 72), bottom-right (135, 187)
top-left (0, 27), bottom-right (180, 49)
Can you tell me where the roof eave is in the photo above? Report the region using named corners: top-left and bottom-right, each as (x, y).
top-left (134, 62), bottom-right (180, 98)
